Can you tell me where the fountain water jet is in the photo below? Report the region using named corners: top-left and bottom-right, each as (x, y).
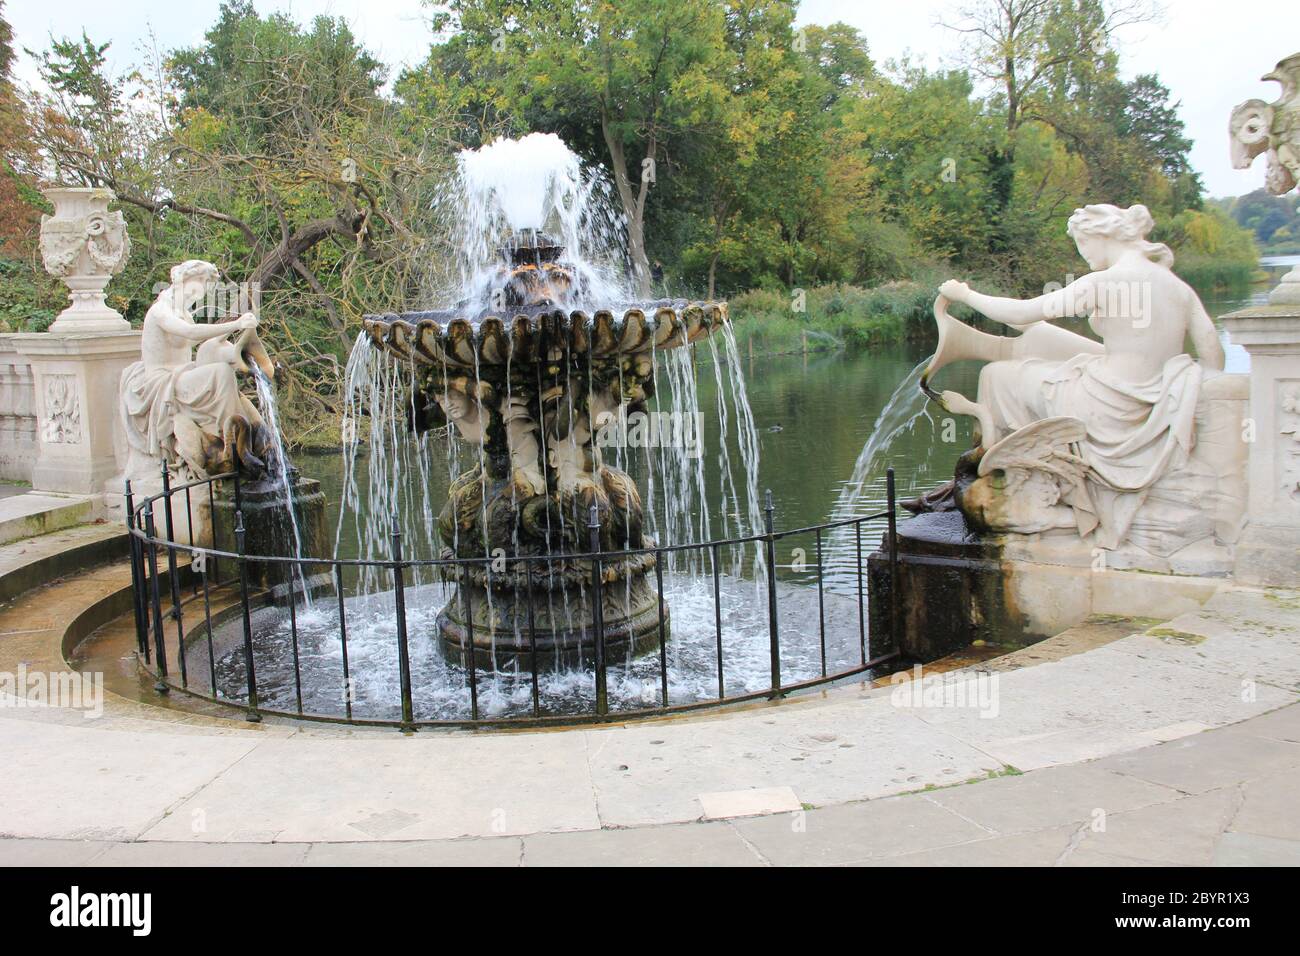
top-left (350, 135), bottom-right (746, 670)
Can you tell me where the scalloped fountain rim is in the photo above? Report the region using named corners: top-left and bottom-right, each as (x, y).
top-left (361, 300), bottom-right (728, 368)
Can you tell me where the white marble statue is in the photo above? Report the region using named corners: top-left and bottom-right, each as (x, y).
top-left (926, 203), bottom-right (1229, 553)
top-left (1231, 52), bottom-right (1300, 306)
top-left (120, 260), bottom-right (276, 482)
top-left (1230, 53), bottom-right (1300, 195)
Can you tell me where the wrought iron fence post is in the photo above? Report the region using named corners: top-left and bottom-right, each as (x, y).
top-left (391, 514), bottom-right (415, 729)
top-left (160, 461), bottom-right (183, 629)
top-left (124, 480), bottom-right (147, 658)
top-left (461, 579), bottom-right (479, 720)
top-left (886, 467), bottom-right (900, 658)
top-left (234, 509), bottom-right (261, 722)
top-left (764, 489), bottom-right (781, 697)
top-left (589, 505), bottom-right (607, 717)
top-left (143, 501), bottom-right (168, 693)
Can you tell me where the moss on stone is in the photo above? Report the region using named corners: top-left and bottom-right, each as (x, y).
top-left (1144, 627), bottom-right (1207, 645)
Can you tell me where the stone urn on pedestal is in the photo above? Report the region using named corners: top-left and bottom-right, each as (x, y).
top-left (11, 187), bottom-right (139, 497)
top-left (39, 187), bottom-right (132, 333)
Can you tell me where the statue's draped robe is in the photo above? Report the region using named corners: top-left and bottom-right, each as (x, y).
top-left (120, 354), bottom-right (249, 476)
top-left (977, 352), bottom-right (1202, 549)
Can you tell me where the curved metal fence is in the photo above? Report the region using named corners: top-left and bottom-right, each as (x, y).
top-left (122, 464), bottom-right (904, 729)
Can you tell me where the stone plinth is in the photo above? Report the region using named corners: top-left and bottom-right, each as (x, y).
top-left (1222, 298), bottom-right (1300, 586)
top-left (210, 477), bottom-right (328, 602)
top-left (0, 337), bottom-right (38, 482)
top-left (11, 331), bottom-right (140, 497)
top-left (867, 510), bottom-right (1224, 663)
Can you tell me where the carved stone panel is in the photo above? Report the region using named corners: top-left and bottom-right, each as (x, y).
top-left (1280, 381), bottom-right (1300, 509)
top-left (42, 374), bottom-right (82, 445)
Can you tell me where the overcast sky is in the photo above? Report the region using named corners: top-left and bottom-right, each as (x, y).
top-left (7, 0), bottom-right (1294, 197)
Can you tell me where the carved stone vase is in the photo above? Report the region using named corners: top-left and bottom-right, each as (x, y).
top-left (39, 187), bottom-right (132, 333)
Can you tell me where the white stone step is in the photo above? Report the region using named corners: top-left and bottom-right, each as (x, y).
top-left (0, 492), bottom-right (97, 547)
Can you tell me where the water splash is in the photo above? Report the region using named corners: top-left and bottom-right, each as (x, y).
top-left (251, 367), bottom-right (312, 607)
top-left (830, 358), bottom-right (934, 521)
top-left (427, 132), bottom-right (630, 311)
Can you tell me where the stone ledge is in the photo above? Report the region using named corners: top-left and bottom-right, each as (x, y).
top-left (0, 493), bottom-right (99, 548)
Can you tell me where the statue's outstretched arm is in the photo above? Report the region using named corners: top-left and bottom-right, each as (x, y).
top-left (1188, 294), bottom-right (1226, 371)
top-left (945, 276), bottom-right (1093, 330)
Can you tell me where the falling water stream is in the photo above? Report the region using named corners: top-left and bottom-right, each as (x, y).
top-left (251, 367), bottom-right (312, 608)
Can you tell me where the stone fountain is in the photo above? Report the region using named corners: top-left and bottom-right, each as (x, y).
top-left (363, 228), bottom-right (728, 668)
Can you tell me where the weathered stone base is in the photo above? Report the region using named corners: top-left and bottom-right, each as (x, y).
top-left (437, 571), bottom-right (667, 671)
top-left (1232, 523), bottom-right (1300, 588)
top-left (210, 477), bottom-right (330, 602)
top-left (868, 511), bottom-right (1222, 663)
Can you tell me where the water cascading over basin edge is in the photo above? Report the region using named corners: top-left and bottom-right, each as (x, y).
top-left (362, 240), bottom-right (730, 669)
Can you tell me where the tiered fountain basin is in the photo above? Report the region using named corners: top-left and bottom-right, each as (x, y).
top-left (360, 301), bottom-right (729, 670)
top-left (361, 301), bottom-right (727, 367)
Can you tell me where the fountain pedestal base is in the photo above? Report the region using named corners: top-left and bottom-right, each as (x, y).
top-left (211, 477), bottom-right (329, 602)
top-left (436, 565), bottom-right (667, 670)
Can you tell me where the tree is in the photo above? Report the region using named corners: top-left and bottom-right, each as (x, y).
top-left (943, 0), bottom-right (1156, 251)
top-left (26, 5), bottom-right (458, 440)
top-left (0, 0), bottom-right (39, 258)
top-left (408, 0), bottom-right (734, 295)
top-left (841, 66), bottom-right (1000, 267)
top-left (31, 7), bottom-right (447, 328)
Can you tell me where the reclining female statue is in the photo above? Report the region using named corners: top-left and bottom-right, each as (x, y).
top-left (120, 259), bottom-right (278, 482)
top-left (922, 203), bottom-right (1226, 551)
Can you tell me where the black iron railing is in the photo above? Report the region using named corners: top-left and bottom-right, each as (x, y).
top-left (123, 466), bottom-right (903, 729)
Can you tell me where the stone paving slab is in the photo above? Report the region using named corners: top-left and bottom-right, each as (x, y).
top-left (858, 825), bottom-right (1079, 867)
top-left (137, 731), bottom-right (602, 843)
top-left (0, 839), bottom-right (112, 866)
top-left (1095, 726), bottom-right (1300, 794)
top-left (922, 763), bottom-right (1182, 834)
top-left (1212, 832), bottom-right (1300, 866)
top-left (1106, 590), bottom-right (1300, 691)
top-left (303, 838), bottom-right (522, 867)
top-left (1221, 702), bottom-right (1300, 742)
top-left (1232, 767), bottom-right (1300, 841)
top-left (90, 841), bottom-right (310, 867)
top-left (1064, 791), bottom-right (1239, 866)
top-left (0, 719), bottom-right (259, 841)
top-left (582, 700), bottom-right (1004, 827)
top-left (730, 793), bottom-right (990, 865)
top-left (523, 821), bottom-right (761, 867)
top-left (905, 641), bottom-right (1291, 771)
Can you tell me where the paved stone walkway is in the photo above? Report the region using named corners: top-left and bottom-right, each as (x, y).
top-left (1, 703), bottom-right (1296, 866)
top-left (0, 527), bottom-right (1296, 865)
